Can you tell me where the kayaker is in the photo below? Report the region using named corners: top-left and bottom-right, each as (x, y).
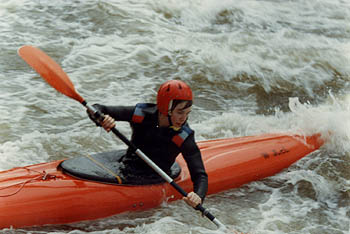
top-left (88, 80), bottom-right (208, 208)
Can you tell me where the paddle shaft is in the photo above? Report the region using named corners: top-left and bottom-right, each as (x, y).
top-left (85, 103), bottom-right (225, 228)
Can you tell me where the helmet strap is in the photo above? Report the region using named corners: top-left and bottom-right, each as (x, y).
top-left (167, 113), bottom-right (187, 131)
top-left (168, 114), bottom-right (173, 126)
top-left (167, 100), bottom-right (173, 126)
top-left (167, 111), bottom-right (180, 131)
top-left (167, 100), bottom-right (173, 115)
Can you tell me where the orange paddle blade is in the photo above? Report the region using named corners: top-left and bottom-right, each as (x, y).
top-left (18, 45), bottom-right (85, 104)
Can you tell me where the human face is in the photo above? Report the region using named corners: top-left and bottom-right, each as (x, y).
top-left (170, 102), bottom-right (192, 128)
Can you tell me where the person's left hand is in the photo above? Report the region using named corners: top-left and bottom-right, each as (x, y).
top-left (183, 191), bottom-right (202, 208)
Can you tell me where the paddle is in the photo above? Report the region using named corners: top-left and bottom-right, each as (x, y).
top-left (18, 45), bottom-right (226, 229)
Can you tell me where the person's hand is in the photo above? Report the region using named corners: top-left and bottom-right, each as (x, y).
top-left (100, 115), bottom-right (116, 132)
top-left (183, 192), bottom-right (202, 208)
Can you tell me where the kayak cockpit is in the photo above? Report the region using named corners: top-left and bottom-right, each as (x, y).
top-left (59, 150), bottom-right (181, 185)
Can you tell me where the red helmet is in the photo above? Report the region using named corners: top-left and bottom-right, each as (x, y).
top-left (157, 80), bottom-right (193, 116)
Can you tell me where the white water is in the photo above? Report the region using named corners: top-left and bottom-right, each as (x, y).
top-left (0, 0), bottom-right (350, 233)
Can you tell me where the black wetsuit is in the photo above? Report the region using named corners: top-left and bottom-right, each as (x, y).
top-left (93, 103), bottom-right (208, 200)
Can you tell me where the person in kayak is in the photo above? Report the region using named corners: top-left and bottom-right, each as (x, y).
top-left (88, 80), bottom-right (208, 208)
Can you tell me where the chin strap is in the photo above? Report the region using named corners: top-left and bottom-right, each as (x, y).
top-left (167, 114), bottom-right (175, 127)
top-left (169, 125), bottom-right (181, 131)
top-left (167, 114), bottom-right (181, 131)
top-left (168, 115), bottom-right (189, 132)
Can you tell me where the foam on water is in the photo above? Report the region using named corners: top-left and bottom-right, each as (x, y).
top-left (149, 0), bottom-right (350, 95)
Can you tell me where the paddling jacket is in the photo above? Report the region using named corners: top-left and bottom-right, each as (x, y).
top-left (92, 103), bottom-right (208, 200)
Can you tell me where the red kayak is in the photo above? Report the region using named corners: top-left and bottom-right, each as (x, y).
top-left (0, 133), bottom-right (323, 229)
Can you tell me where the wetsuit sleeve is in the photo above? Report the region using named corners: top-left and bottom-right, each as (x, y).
top-left (181, 134), bottom-right (208, 201)
top-left (92, 104), bottom-right (135, 122)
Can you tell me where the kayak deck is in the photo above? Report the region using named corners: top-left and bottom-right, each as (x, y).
top-left (0, 133), bottom-right (323, 229)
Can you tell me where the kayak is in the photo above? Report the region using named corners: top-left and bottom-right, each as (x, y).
top-left (0, 133), bottom-right (323, 229)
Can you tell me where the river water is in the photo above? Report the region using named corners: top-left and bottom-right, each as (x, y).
top-left (1, 0), bottom-right (350, 233)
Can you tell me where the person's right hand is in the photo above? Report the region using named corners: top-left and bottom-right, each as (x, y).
top-left (100, 115), bottom-right (116, 132)
top-left (183, 192), bottom-right (202, 208)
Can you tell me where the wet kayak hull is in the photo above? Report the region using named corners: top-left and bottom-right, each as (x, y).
top-left (0, 133), bottom-right (323, 228)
